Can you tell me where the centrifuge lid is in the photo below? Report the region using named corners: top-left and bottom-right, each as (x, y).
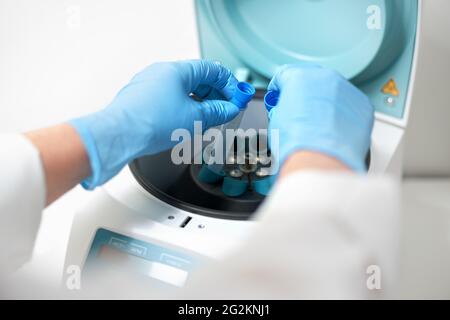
top-left (204, 0), bottom-right (390, 79)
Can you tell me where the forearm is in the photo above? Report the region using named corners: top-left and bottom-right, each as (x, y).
top-left (25, 124), bottom-right (91, 205)
top-left (280, 151), bottom-right (352, 178)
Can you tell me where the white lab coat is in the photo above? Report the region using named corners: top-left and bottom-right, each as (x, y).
top-left (0, 134), bottom-right (400, 299)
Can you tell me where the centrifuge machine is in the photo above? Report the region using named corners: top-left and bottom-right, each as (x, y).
top-left (64, 0), bottom-right (421, 290)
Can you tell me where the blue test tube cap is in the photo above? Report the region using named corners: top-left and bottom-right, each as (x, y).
top-left (252, 175), bottom-right (276, 196)
top-left (222, 177), bottom-right (248, 197)
top-left (197, 165), bottom-right (224, 184)
top-left (230, 82), bottom-right (256, 110)
top-left (264, 90), bottom-right (280, 113)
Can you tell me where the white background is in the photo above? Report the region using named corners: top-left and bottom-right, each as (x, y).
top-left (0, 0), bottom-right (200, 131)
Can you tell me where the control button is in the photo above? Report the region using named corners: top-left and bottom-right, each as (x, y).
top-left (109, 237), bottom-right (127, 251)
top-left (160, 253), bottom-right (191, 269)
top-left (128, 243), bottom-right (147, 257)
top-left (382, 79), bottom-right (399, 97)
top-left (385, 96), bottom-right (396, 107)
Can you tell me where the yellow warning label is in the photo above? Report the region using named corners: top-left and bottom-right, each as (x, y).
top-left (382, 79), bottom-right (399, 97)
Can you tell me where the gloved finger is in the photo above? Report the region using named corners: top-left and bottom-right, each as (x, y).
top-left (176, 60), bottom-right (238, 100)
top-left (193, 85), bottom-right (227, 101)
top-left (267, 62), bottom-right (321, 92)
top-left (196, 99), bottom-right (240, 129)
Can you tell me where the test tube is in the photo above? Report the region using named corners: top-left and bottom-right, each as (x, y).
top-left (206, 82), bottom-right (255, 175)
top-left (263, 90), bottom-right (281, 176)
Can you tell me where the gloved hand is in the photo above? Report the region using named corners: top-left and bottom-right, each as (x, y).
top-left (268, 64), bottom-right (374, 172)
top-left (70, 60), bottom-right (240, 189)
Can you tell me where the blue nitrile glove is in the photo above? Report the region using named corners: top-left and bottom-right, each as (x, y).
top-left (267, 64), bottom-right (374, 172)
top-left (70, 60), bottom-right (240, 189)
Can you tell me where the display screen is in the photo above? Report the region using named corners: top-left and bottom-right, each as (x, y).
top-left (96, 245), bottom-right (189, 287)
top-left (85, 228), bottom-right (195, 288)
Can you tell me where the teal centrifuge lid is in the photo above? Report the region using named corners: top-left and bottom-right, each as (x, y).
top-left (203, 0), bottom-right (390, 79)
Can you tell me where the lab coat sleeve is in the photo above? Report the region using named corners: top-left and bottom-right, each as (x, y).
top-left (0, 134), bottom-right (46, 274)
top-left (183, 171), bottom-right (400, 299)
